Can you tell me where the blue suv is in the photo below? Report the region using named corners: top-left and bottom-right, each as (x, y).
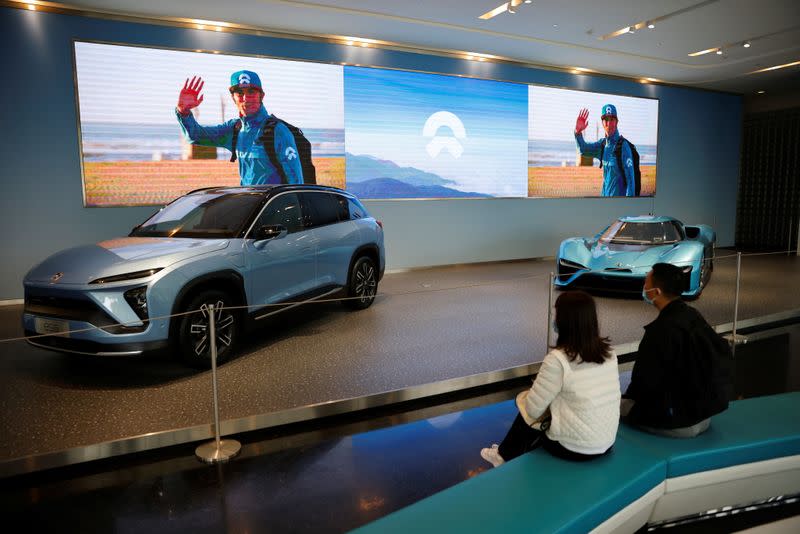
top-left (23, 185), bottom-right (385, 367)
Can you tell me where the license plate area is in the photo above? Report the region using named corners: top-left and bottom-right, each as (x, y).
top-left (34, 317), bottom-right (71, 338)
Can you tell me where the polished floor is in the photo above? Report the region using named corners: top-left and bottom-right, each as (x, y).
top-left (1, 252), bottom-right (799, 476)
top-left (1, 323), bottom-right (799, 533)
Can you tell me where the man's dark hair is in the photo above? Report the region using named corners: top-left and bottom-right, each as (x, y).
top-left (650, 263), bottom-right (684, 297)
top-left (553, 290), bottom-right (612, 364)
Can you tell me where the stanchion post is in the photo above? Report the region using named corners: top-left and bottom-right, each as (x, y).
top-left (196, 303), bottom-right (241, 464)
top-left (546, 272), bottom-right (554, 350)
top-left (731, 252), bottom-right (742, 357)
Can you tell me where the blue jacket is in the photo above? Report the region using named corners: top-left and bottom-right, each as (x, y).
top-left (176, 105), bottom-right (303, 185)
top-left (574, 131), bottom-right (636, 196)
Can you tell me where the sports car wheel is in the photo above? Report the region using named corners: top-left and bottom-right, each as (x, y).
top-left (178, 290), bottom-right (239, 368)
top-left (699, 253), bottom-right (712, 290)
top-left (345, 256), bottom-right (377, 310)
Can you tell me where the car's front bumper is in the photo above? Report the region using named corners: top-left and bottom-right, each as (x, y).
top-left (24, 329), bottom-right (169, 356)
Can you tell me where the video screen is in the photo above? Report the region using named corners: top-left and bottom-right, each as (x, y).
top-left (528, 86), bottom-right (659, 198)
top-left (343, 66), bottom-right (528, 199)
top-left (73, 42), bottom-right (658, 206)
top-left (74, 42), bottom-right (344, 206)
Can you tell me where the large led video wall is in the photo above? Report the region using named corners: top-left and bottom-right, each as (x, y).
top-left (74, 41), bottom-right (658, 206)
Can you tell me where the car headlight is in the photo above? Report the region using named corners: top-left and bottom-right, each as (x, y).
top-left (124, 286), bottom-right (149, 321)
top-left (89, 268), bottom-right (162, 285)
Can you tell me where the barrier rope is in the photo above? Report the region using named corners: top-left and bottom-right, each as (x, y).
top-left (2, 248), bottom-right (797, 344)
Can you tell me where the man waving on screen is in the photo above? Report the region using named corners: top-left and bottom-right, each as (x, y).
top-left (574, 104), bottom-right (637, 197)
top-left (175, 70), bottom-right (304, 185)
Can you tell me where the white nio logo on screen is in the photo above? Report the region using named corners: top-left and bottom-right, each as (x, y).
top-left (423, 111), bottom-right (467, 159)
top-left (239, 73), bottom-right (251, 85)
top-left (285, 147), bottom-right (297, 160)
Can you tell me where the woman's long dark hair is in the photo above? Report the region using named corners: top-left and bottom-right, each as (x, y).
top-left (553, 290), bottom-right (612, 364)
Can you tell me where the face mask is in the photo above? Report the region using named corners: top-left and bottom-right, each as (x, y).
top-left (642, 287), bottom-right (656, 305)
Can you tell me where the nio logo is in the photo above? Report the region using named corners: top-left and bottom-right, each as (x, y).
top-left (616, 263), bottom-right (623, 268)
top-left (626, 158), bottom-right (633, 167)
top-left (238, 73), bottom-right (251, 85)
top-left (285, 147), bottom-right (297, 160)
top-left (50, 272), bottom-right (63, 283)
top-left (605, 106), bottom-right (613, 115)
top-left (423, 111), bottom-right (467, 159)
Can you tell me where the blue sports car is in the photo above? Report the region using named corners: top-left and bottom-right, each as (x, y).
top-left (23, 185), bottom-right (385, 367)
top-left (555, 215), bottom-right (715, 298)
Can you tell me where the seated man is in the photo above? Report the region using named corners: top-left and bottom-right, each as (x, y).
top-left (622, 263), bottom-right (733, 437)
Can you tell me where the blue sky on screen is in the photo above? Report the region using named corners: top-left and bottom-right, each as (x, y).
top-left (344, 67), bottom-right (528, 197)
top-left (74, 42), bottom-right (343, 128)
top-left (529, 85), bottom-right (659, 145)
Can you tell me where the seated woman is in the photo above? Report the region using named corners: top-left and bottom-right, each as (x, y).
top-left (481, 290), bottom-right (621, 466)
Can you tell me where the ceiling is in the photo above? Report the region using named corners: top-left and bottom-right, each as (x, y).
top-left (25, 0), bottom-right (800, 94)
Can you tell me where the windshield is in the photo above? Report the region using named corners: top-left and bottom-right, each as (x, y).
top-left (599, 221), bottom-right (683, 245)
top-left (131, 192), bottom-right (264, 238)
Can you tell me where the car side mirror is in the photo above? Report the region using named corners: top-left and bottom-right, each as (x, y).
top-left (255, 224), bottom-right (287, 242)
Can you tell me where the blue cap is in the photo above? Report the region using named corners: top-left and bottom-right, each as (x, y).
top-left (601, 104), bottom-right (618, 119)
top-left (230, 70), bottom-right (262, 90)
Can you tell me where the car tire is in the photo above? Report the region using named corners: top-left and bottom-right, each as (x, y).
top-left (697, 253), bottom-right (712, 295)
top-left (345, 256), bottom-right (378, 310)
top-left (178, 290), bottom-right (239, 368)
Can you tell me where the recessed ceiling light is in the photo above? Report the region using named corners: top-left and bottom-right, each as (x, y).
top-left (647, 22), bottom-right (655, 29)
top-left (525, 0), bottom-right (532, 3)
top-left (508, 7), bottom-right (516, 14)
top-left (553, 24), bottom-right (558, 28)
top-left (757, 90), bottom-right (765, 94)
top-left (628, 26), bottom-right (635, 34)
top-left (716, 49), bottom-right (723, 55)
top-left (743, 41), bottom-right (751, 48)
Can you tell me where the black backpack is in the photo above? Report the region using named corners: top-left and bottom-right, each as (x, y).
top-left (230, 116), bottom-right (316, 184)
top-left (599, 136), bottom-right (641, 196)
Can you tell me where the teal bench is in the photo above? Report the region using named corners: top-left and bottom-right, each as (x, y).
top-left (619, 391), bottom-right (800, 523)
top-left (353, 392), bottom-right (800, 533)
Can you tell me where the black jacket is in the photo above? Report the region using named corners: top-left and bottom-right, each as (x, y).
top-left (624, 300), bottom-right (733, 429)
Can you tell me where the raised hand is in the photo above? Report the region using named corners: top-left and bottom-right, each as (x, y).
top-left (177, 76), bottom-right (204, 115)
top-left (575, 108), bottom-right (589, 134)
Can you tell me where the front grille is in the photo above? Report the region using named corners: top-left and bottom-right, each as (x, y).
top-left (24, 294), bottom-right (145, 334)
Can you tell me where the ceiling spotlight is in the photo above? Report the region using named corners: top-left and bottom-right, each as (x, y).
top-left (525, 0), bottom-right (532, 3)
top-left (757, 90), bottom-right (765, 94)
top-left (743, 41), bottom-right (751, 48)
top-left (647, 22), bottom-right (655, 29)
top-left (627, 26), bottom-right (635, 34)
top-left (716, 49), bottom-right (723, 55)
top-left (508, 7), bottom-right (516, 14)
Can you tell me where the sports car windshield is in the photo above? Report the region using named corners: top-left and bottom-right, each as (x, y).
top-left (600, 221), bottom-right (683, 245)
top-left (131, 192), bottom-right (264, 238)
